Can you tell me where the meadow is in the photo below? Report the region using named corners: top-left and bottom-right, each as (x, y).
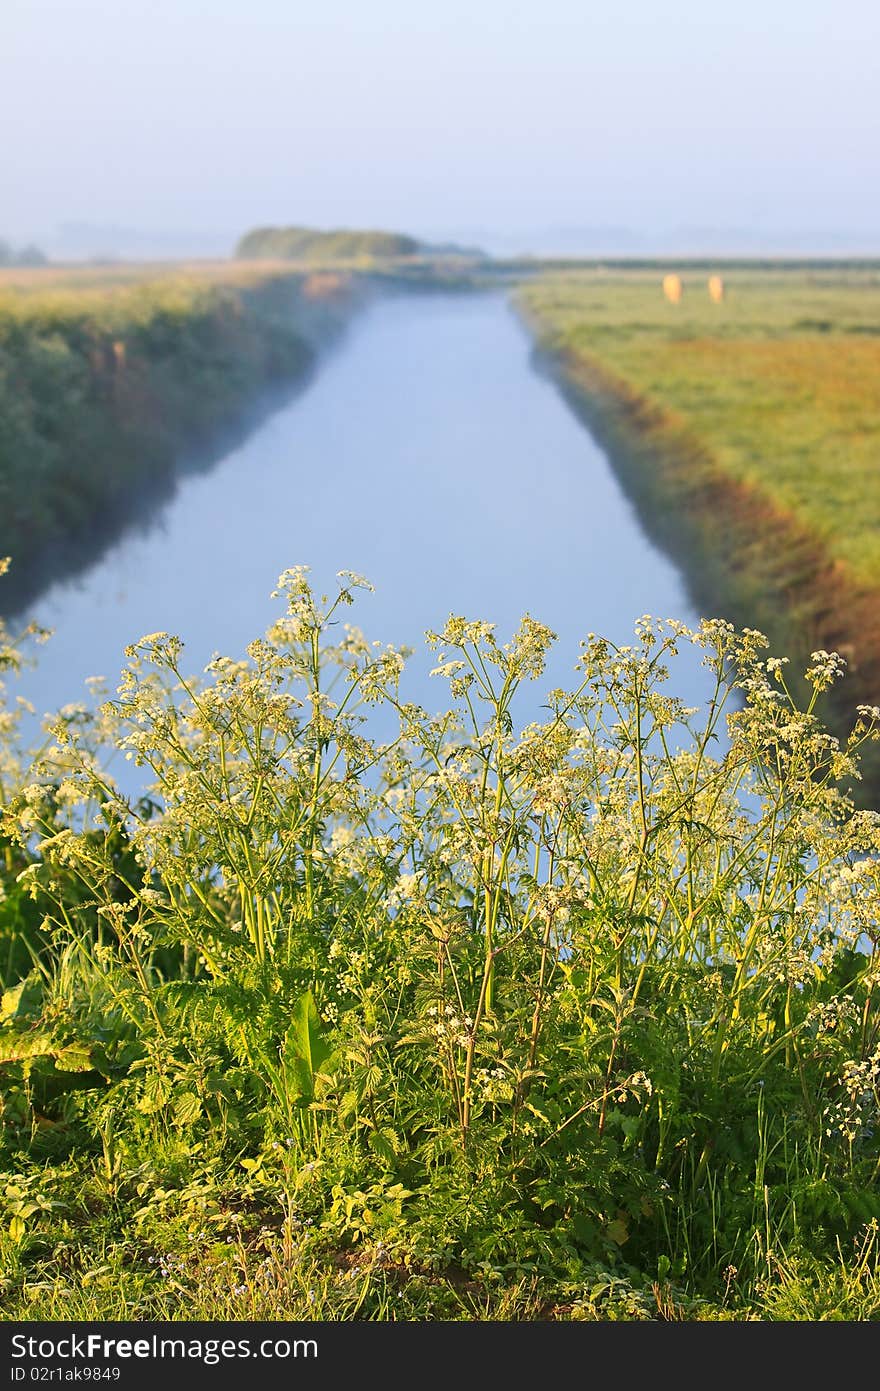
top-left (2, 567), bottom-right (880, 1320)
top-left (517, 268), bottom-right (880, 786)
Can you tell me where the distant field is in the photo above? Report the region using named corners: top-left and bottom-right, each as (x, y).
top-left (517, 269), bottom-right (880, 757)
top-left (0, 257), bottom-right (315, 299)
top-left (519, 270), bottom-right (880, 582)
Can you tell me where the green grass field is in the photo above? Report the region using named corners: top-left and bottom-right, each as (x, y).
top-left (517, 269), bottom-right (880, 778)
top-left (518, 269), bottom-right (880, 585)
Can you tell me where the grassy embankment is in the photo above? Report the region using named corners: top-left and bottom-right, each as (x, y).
top-left (0, 261), bottom-right (359, 614)
top-left (516, 269), bottom-right (880, 789)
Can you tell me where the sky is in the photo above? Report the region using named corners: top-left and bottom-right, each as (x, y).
top-left (3, 0), bottom-right (879, 257)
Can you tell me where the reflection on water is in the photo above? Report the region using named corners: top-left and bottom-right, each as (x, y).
top-left (15, 292), bottom-right (713, 782)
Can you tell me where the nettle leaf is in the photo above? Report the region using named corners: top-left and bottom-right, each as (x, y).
top-left (137, 1072), bottom-right (173, 1115)
top-left (282, 990), bottom-right (333, 1104)
top-left (173, 1091), bottom-right (202, 1126)
top-left (368, 1128), bottom-right (398, 1164)
top-left (205, 1071), bottom-right (235, 1102)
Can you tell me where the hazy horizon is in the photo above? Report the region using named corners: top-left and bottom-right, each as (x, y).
top-left (5, 0), bottom-right (879, 259)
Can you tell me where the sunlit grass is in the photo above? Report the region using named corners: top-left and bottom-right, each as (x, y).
top-left (518, 269), bottom-right (880, 587)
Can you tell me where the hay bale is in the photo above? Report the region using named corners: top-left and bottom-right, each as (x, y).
top-left (662, 273), bottom-right (683, 304)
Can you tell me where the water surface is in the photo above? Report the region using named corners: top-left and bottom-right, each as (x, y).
top-left (15, 292), bottom-right (710, 769)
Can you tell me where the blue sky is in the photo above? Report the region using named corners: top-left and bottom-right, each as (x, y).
top-left (4, 0), bottom-right (878, 255)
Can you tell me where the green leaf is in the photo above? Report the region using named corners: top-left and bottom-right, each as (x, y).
top-left (137, 1072), bottom-right (172, 1115)
top-left (282, 991), bottom-right (333, 1104)
top-left (605, 1218), bottom-right (629, 1246)
top-left (0, 1028), bottom-right (54, 1065)
top-left (368, 1128), bottom-right (398, 1164)
top-left (1, 974), bottom-right (42, 1023)
top-left (53, 1044), bottom-right (94, 1073)
top-left (173, 1091), bottom-right (202, 1126)
top-left (571, 1212), bottom-right (598, 1249)
top-left (9, 1201), bottom-right (40, 1220)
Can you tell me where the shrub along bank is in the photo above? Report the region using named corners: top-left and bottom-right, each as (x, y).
top-left (235, 225), bottom-right (422, 262)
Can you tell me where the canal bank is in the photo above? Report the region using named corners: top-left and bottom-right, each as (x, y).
top-left (0, 267), bottom-right (366, 617)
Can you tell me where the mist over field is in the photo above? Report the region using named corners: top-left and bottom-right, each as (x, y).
top-left (4, 0), bottom-right (879, 260)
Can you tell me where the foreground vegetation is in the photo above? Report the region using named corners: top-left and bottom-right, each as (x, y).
top-left (0, 264), bottom-right (357, 614)
top-left (517, 269), bottom-right (880, 786)
top-left (3, 566), bottom-right (880, 1319)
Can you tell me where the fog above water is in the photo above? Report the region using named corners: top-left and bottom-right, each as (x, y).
top-left (4, 1), bottom-right (879, 257)
top-left (15, 293), bottom-right (713, 781)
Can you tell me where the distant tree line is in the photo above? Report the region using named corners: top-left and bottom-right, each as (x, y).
top-left (0, 239), bottom-right (48, 267)
top-left (236, 225), bottom-right (422, 262)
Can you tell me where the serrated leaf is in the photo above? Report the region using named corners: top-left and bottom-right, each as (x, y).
top-left (339, 1090), bottom-right (359, 1119)
top-left (368, 1129), bottom-right (397, 1164)
top-left (173, 1091), bottom-right (202, 1126)
top-left (2, 975), bottom-right (42, 1023)
top-left (205, 1072), bottom-right (234, 1101)
top-left (137, 1072), bottom-right (172, 1115)
top-left (524, 1101), bottom-right (552, 1126)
